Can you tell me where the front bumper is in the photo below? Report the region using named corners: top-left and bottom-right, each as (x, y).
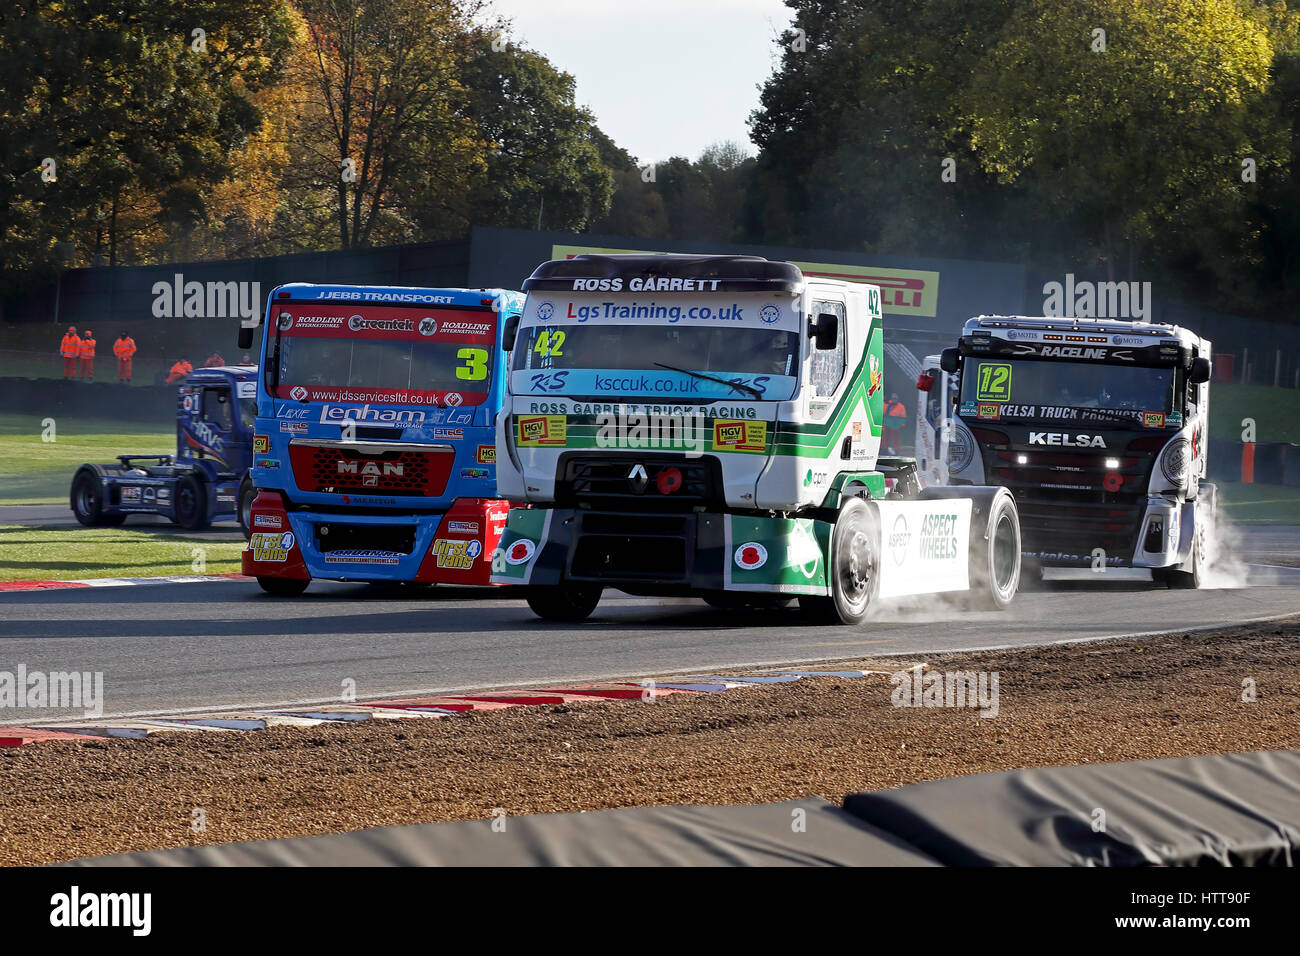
top-left (490, 507), bottom-right (831, 596)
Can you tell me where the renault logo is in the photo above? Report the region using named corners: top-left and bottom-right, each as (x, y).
top-left (628, 463), bottom-right (649, 492)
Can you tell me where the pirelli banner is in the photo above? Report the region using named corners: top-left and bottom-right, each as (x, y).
top-left (550, 245), bottom-right (940, 319)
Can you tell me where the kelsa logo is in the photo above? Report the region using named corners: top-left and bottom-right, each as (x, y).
top-left (476, 444), bottom-right (496, 464)
top-left (252, 434), bottom-right (269, 453)
top-left (1029, 432), bottom-right (1107, 448)
top-left (733, 541), bottom-right (768, 570)
top-left (503, 539), bottom-right (535, 565)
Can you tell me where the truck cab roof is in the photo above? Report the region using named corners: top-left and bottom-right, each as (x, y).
top-left (522, 253), bottom-right (805, 294)
top-left (963, 314), bottom-right (1208, 350)
top-left (268, 282), bottom-right (522, 309)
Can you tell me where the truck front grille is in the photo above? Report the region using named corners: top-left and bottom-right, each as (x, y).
top-left (556, 454), bottom-right (723, 512)
top-left (289, 444), bottom-right (453, 497)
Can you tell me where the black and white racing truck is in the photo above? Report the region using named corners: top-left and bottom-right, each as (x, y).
top-left (490, 254), bottom-right (1022, 623)
top-left (924, 315), bottom-right (1215, 587)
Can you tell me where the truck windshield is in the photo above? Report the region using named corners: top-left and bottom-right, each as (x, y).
top-left (511, 324), bottom-right (799, 401)
top-left (271, 305), bottom-right (496, 406)
top-left (960, 357), bottom-right (1178, 423)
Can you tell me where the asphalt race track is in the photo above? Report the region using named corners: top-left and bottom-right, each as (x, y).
top-left (2, 524), bottom-right (1299, 724)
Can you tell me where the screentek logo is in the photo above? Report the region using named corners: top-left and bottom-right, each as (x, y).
top-left (1029, 432), bottom-right (1108, 448)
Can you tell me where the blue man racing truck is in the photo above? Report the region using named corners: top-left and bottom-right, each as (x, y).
top-left (70, 366), bottom-right (259, 535)
top-left (238, 283), bottom-right (523, 595)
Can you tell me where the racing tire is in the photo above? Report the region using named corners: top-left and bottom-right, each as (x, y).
top-left (526, 586), bottom-right (603, 622)
top-left (1165, 525), bottom-right (1203, 590)
top-left (70, 468), bottom-right (125, 527)
top-left (237, 477), bottom-right (256, 539)
top-left (173, 474), bottom-right (210, 531)
top-left (799, 496), bottom-right (880, 625)
top-left (257, 576), bottom-right (310, 596)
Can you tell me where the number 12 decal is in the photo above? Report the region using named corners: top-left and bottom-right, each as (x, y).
top-left (975, 362), bottom-right (1011, 402)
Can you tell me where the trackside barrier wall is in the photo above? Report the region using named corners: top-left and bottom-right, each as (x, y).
top-left (62, 750), bottom-right (1300, 867)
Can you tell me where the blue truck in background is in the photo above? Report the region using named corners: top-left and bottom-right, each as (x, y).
top-left (238, 283), bottom-right (523, 595)
top-left (69, 366), bottom-right (259, 535)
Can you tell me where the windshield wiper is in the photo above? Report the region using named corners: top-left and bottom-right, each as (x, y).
top-left (654, 363), bottom-right (763, 400)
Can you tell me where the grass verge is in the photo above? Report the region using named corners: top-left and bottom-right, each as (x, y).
top-left (0, 412), bottom-right (173, 505)
top-left (0, 524), bottom-right (243, 581)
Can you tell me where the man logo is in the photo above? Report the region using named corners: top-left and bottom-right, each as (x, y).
top-left (419, 317), bottom-right (438, 336)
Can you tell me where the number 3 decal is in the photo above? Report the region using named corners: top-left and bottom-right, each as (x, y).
top-left (456, 347), bottom-right (489, 381)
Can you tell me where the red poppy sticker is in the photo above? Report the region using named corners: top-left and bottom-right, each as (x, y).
top-left (734, 541), bottom-right (768, 570)
top-left (504, 539), bottom-right (536, 565)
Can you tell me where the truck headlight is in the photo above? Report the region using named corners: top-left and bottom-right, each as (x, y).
top-left (1159, 438), bottom-right (1189, 483)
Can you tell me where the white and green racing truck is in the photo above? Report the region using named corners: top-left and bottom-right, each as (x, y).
top-left (490, 254), bottom-right (1022, 623)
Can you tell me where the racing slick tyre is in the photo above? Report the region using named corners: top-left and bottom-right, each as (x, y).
top-left (237, 476), bottom-right (256, 539)
top-left (257, 576), bottom-right (310, 596)
top-left (526, 586), bottom-right (603, 622)
top-left (917, 485), bottom-right (1021, 611)
top-left (1165, 523), bottom-right (1204, 590)
top-left (70, 467), bottom-right (125, 527)
top-left (173, 473), bottom-right (211, 531)
top-left (799, 496), bottom-right (880, 625)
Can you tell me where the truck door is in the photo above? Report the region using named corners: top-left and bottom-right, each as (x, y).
top-left (804, 296), bottom-right (848, 426)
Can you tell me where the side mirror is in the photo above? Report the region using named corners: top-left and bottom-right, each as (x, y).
top-left (940, 348), bottom-right (960, 373)
top-left (1188, 356), bottom-right (1211, 385)
top-left (811, 313), bottom-right (838, 351)
top-left (237, 325), bottom-right (255, 350)
top-left (503, 314), bottom-right (521, 352)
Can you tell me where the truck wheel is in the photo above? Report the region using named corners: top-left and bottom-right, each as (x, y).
top-left (917, 485), bottom-right (1021, 610)
top-left (1165, 524), bottom-right (1203, 589)
top-left (799, 496), bottom-right (879, 625)
top-left (257, 577), bottom-right (310, 596)
top-left (526, 586), bottom-right (603, 622)
top-left (967, 487), bottom-right (1021, 610)
top-left (174, 474), bottom-right (211, 531)
top-left (237, 477), bottom-right (256, 539)
top-left (70, 469), bottom-right (125, 527)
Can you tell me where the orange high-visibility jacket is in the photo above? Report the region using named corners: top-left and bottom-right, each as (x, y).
top-left (78, 335), bottom-right (96, 358)
top-left (167, 360), bottom-right (193, 383)
top-left (886, 401), bottom-right (907, 422)
top-left (113, 336), bottom-right (137, 359)
top-left (60, 332), bottom-right (81, 357)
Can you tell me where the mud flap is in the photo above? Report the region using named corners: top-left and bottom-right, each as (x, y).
top-left (241, 491), bottom-right (308, 580)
